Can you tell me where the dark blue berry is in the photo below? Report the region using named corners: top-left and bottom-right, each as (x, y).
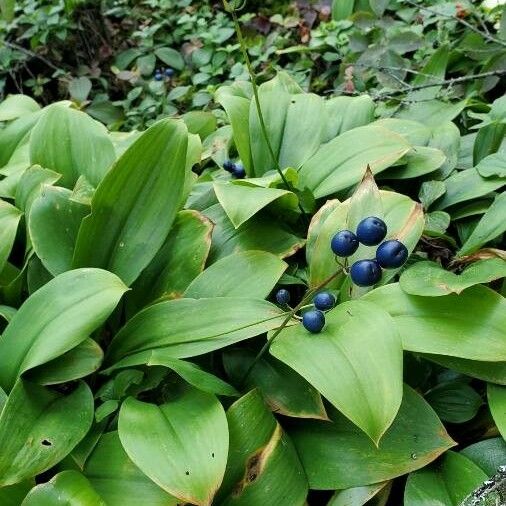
top-left (331, 230), bottom-right (359, 257)
top-left (356, 217), bottom-right (387, 246)
top-left (154, 73), bottom-right (163, 81)
top-left (165, 68), bottom-right (175, 77)
top-left (275, 289), bottom-right (290, 305)
top-left (223, 160), bottom-right (236, 172)
top-left (232, 162), bottom-right (246, 179)
top-left (302, 309), bottom-right (325, 333)
top-left (313, 292), bottom-right (335, 311)
top-left (350, 259), bottom-right (382, 287)
top-left (376, 240), bottom-right (408, 269)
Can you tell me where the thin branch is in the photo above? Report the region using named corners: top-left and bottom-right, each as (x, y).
top-left (4, 41), bottom-right (60, 72)
top-left (350, 62), bottom-right (439, 79)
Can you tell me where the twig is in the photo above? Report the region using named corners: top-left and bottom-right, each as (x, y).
top-left (350, 62), bottom-right (438, 79)
top-left (4, 41), bottom-right (60, 72)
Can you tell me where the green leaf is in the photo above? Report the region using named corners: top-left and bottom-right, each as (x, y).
top-left (83, 431), bottom-right (178, 505)
top-left (328, 482), bottom-right (390, 506)
top-left (374, 118), bottom-right (431, 146)
top-left (290, 385), bottom-right (454, 489)
top-left (408, 45), bottom-right (449, 101)
top-left (487, 383), bottom-right (506, 440)
top-left (73, 119), bottom-right (188, 286)
top-left (185, 250), bottom-right (287, 299)
top-left (364, 284), bottom-right (506, 362)
top-left (0, 380), bottom-right (94, 486)
top-left (105, 297), bottom-right (287, 365)
top-left (271, 300), bottom-right (402, 444)
top-left (218, 390), bottom-right (308, 505)
top-left (118, 386), bottom-right (228, 506)
top-left (26, 339), bottom-right (103, 385)
top-left (202, 203), bottom-right (304, 263)
top-left (182, 111), bottom-right (216, 139)
top-left (404, 452), bottom-right (487, 506)
top-left (29, 103), bottom-right (116, 188)
top-left (0, 481), bottom-right (33, 506)
top-left (0, 111), bottom-right (40, 168)
top-left (0, 304), bottom-right (16, 323)
top-left (15, 165), bottom-right (61, 213)
top-left (473, 123), bottom-right (506, 165)
top-left (128, 209), bottom-right (212, 310)
top-left (68, 77), bottom-right (92, 104)
top-left (399, 259), bottom-right (506, 296)
top-left (459, 192), bottom-right (506, 256)
top-left (29, 186), bottom-right (90, 276)
top-left (461, 438), bottom-right (506, 476)
top-left (298, 125), bottom-right (410, 198)
top-left (21, 470), bottom-right (105, 505)
top-left (419, 180), bottom-right (446, 209)
top-left (476, 151), bottom-right (506, 178)
top-left (425, 381), bottom-right (483, 424)
top-left (154, 47), bottom-right (184, 70)
top-left (0, 268), bottom-right (127, 392)
top-left (380, 146), bottom-right (446, 179)
top-left (223, 349), bottom-right (327, 419)
top-left (0, 0), bottom-right (14, 24)
top-left (0, 200), bottom-right (22, 273)
top-left (213, 181), bottom-right (298, 228)
top-left (396, 100), bottom-right (466, 128)
top-left (332, 0), bottom-right (355, 19)
top-left (0, 95), bottom-right (40, 121)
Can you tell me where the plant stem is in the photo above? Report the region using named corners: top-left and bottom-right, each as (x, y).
top-left (239, 268), bottom-right (344, 386)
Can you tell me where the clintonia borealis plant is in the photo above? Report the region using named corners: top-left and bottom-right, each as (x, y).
top-left (0, 46), bottom-right (505, 506)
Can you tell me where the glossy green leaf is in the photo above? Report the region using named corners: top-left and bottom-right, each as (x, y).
top-left (404, 452), bottom-right (487, 506)
top-left (400, 259), bottom-right (506, 296)
top-left (0, 481), bottom-right (33, 506)
top-left (128, 209), bottom-right (213, 310)
top-left (364, 284), bottom-right (506, 362)
top-left (374, 118), bottom-right (431, 146)
top-left (73, 118), bottom-right (188, 286)
top-left (15, 165), bottom-right (60, 213)
top-left (118, 386), bottom-right (228, 506)
top-left (223, 349), bottom-right (327, 419)
top-left (218, 389), bottom-right (308, 505)
top-left (185, 250), bottom-right (287, 299)
top-left (0, 304), bottom-right (16, 323)
top-left (271, 300), bottom-right (402, 444)
top-left (459, 192), bottom-right (506, 256)
top-left (29, 186), bottom-right (90, 276)
top-left (380, 146), bottom-right (446, 179)
top-left (461, 438), bottom-right (506, 476)
top-left (487, 383), bottom-right (506, 440)
top-left (0, 95), bottom-right (40, 121)
top-left (29, 103), bottom-right (115, 187)
top-left (0, 380), bottom-right (94, 486)
top-left (476, 151), bottom-right (506, 178)
top-left (154, 47), bottom-right (184, 70)
top-left (106, 297), bottom-right (287, 365)
top-left (0, 268), bottom-right (127, 392)
top-left (0, 199), bottom-right (22, 273)
top-left (21, 470), bottom-right (105, 506)
top-left (290, 385), bottom-right (454, 489)
top-left (328, 482), bottom-right (390, 506)
top-left (298, 125), bottom-right (410, 197)
top-left (83, 431), bottom-right (178, 506)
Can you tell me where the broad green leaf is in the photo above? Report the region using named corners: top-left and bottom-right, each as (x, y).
top-left (476, 151), bottom-right (506, 178)
top-left (429, 121), bottom-right (461, 179)
top-left (73, 119), bottom-right (188, 286)
top-left (459, 192), bottom-right (506, 255)
top-left (380, 146), bottom-right (446, 179)
top-left (106, 297), bottom-right (287, 365)
top-left (298, 126), bottom-right (411, 197)
top-left (332, 0), bottom-right (355, 19)
top-left (185, 250), bottom-right (287, 299)
top-left (83, 431), bottom-right (178, 506)
top-left (0, 268), bottom-right (127, 392)
top-left (290, 385), bottom-right (454, 489)
top-left (103, 349), bottom-right (238, 397)
top-left (29, 103), bottom-right (115, 187)
top-left (404, 452), bottom-right (487, 506)
top-left (128, 209), bottom-right (213, 310)
top-left (271, 300), bottom-right (402, 444)
top-left (0, 95), bottom-right (40, 121)
top-left (328, 482), bottom-right (390, 506)
top-left (364, 284), bottom-right (506, 361)
top-left (29, 186), bottom-right (90, 276)
top-left (0, 481), bottom-right (33, 506)
top-left (374, 118), bottom-right (431, 146)
top-left (0, 380), bottom-right (94, 486)
top-left (408, 45), bottom-right (449, 101)
top-left (399, 259), bottom-right (506, 296)
top-left (118, 386), bottom-right (228, 506)
top-left (0, 200), bottom-right (22, 273)
top-left (0, 304), bottom-right (16, 323)
top-left (487, 383), bottom-right (506, 440)
top-left (461, 438), bottom-right (506, 476)
top-left (218, 390), bottom-right (308, 505)
top-left (434, 168), bottom-right (505, 210)
top-left (213, 181), bottom-right (298, 228)
top-left (26, 339), bottom-right (103, 385)
top-left (154, 47), bottom-right (184, 70)
top-left (396, 100), bottom-right (466, 128)
top-left (473, 123), bottom-right (505, 165)
top-left (419, 180), bottom-right (446, 209)
top-left (182, 111), bottom-right (216, 139)
top-left (202, 203), bottom-right (304, 263)
top-left (223, 349), bottom-right (327, 420)
top-left (21, 470), bottom-right (105, 505)
top-left (15, 165), bottom-right (60, 213)
top-left (0, 110), bottom-right (40, 168)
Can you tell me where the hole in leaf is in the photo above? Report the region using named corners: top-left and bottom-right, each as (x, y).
top-left (185, 471), bottom-right (190, 475)
top-left (41, 439), bottom-right (52, 447)
top-left (211, 452), bottom-right (215, 458)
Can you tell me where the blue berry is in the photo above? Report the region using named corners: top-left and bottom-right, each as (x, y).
top-left (331, 230), bottom-right (359, 257)
top-left (165, 67), bottom-right (175, 77)
top-left (302, 309), bottom-right (325, 333)
top-left (350, 259), bottom-right (382, 287)
top-left (313, 292), bottom-right (335, 311)
top-left (275, 289), bottom-right (290, 305)
top-left (232, 162), bottom-right (246, 179)
top-left (356, 217), bottom-right (387, 246)
top-left (223, 160), bottom-right (236, 172)
top-left (154, 73), bottom-right (163, 81)
top-left (376, 240), bottom-right (408, 268)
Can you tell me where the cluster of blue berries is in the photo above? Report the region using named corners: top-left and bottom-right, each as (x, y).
top-left (275, 289), bottom-right (335, 334)
top-left (331, 216), bottom-right (408, 287)
top-left (154, 67), bottom-right (175, 81)
top-left (223, 160), bottom-right (246, 179)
